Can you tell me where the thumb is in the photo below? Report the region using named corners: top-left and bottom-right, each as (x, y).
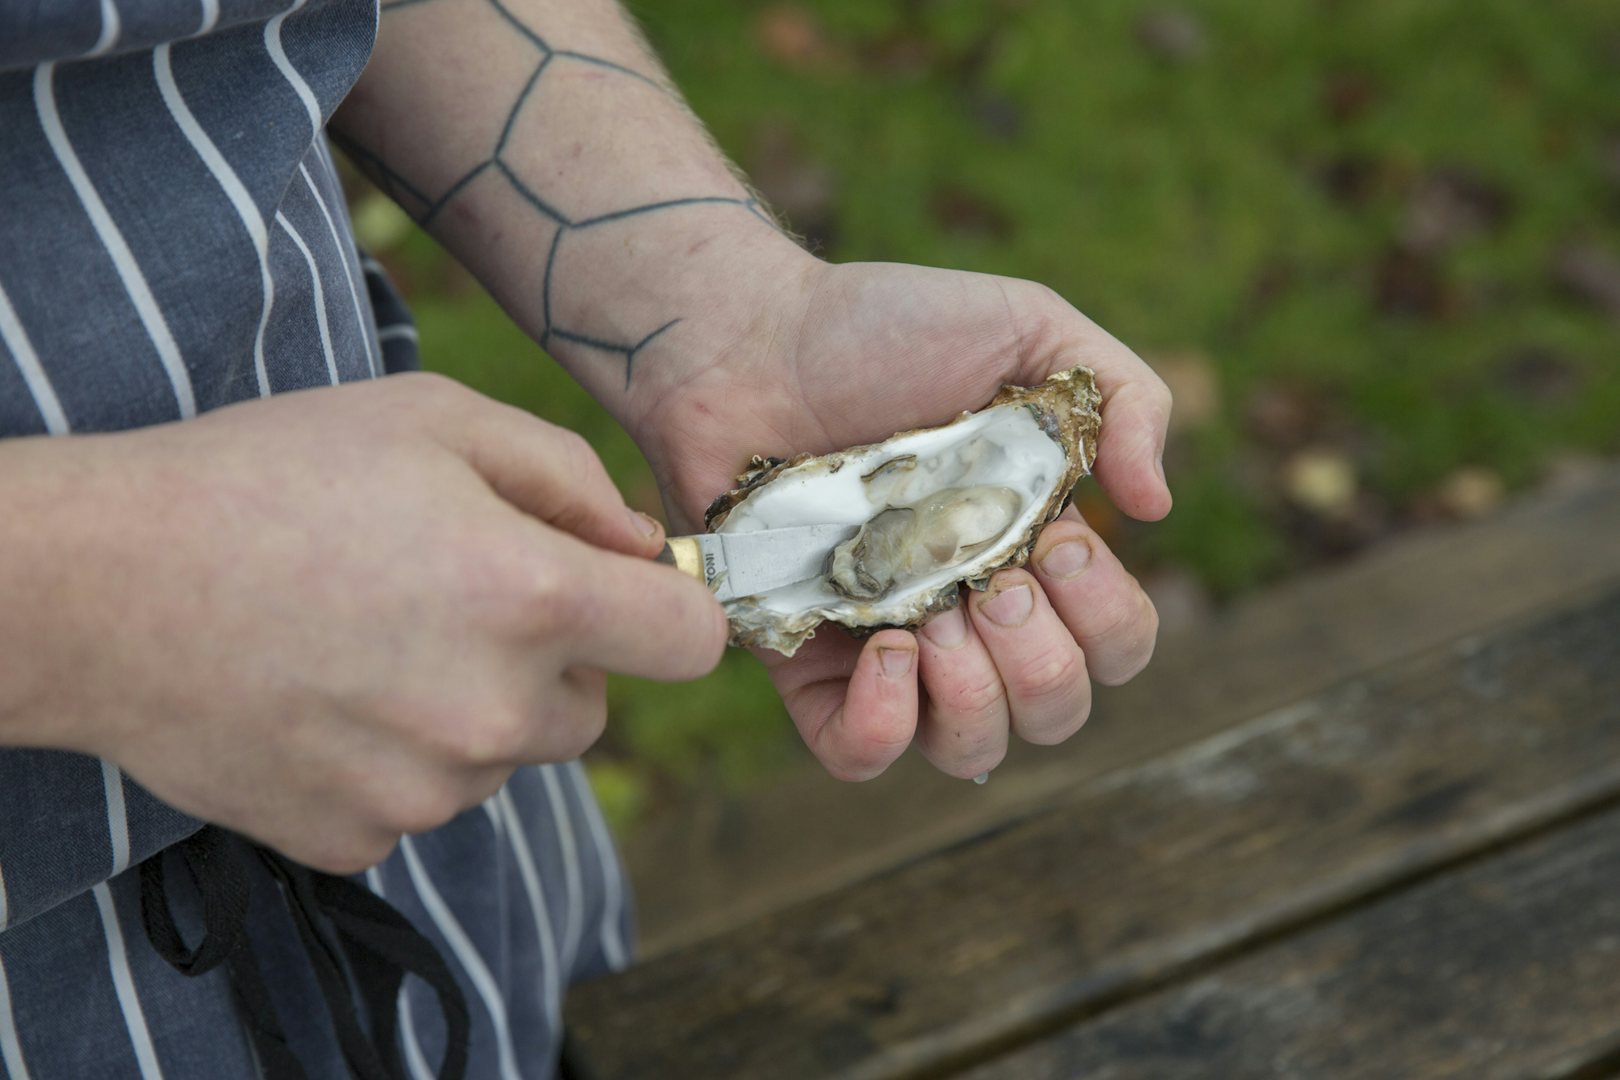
top-left (444, 393), bottom-right (662, 557)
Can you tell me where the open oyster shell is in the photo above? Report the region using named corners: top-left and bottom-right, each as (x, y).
top-left (705, 365), bottom-right (1102, 656)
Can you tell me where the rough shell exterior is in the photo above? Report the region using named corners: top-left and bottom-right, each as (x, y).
top-left (705, 365), bottom-right (1102, 653)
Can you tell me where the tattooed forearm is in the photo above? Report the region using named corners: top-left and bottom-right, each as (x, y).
top-left (338, 0), bottom-right (792, 396)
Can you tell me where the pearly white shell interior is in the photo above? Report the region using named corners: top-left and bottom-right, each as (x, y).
top-left (715, 402), bottom-right (1070, 635)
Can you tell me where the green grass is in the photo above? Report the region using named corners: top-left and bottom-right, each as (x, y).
top-left (372, 0), bottom-right (1620, 822)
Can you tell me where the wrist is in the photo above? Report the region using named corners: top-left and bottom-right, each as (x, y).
top-left (553, 219), bottom-right (821, 444)
top-left (0, 433), bottom-right (149, 756)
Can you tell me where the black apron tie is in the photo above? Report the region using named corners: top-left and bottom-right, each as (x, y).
top-left (139, 826), bottom-right (470, 1080)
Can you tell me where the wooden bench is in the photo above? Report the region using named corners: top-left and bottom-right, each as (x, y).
top-left (566, 464), bottom-right (1620, 1079)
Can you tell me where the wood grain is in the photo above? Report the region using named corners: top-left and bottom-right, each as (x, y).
top-left (622, 468), bottom-right (1620, 957)
top-left (962, 806), bottom-right (1620, 1080)
top-left (569, 584), bottom-right (1620, 1080)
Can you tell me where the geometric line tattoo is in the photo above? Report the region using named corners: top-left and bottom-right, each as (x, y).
top-left (347, 0), bottom-right (782, 389)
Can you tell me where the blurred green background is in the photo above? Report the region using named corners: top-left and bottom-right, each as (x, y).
top-left (355, 0), bottom-right (1620, 826)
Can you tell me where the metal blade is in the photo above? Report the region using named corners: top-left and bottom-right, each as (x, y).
top-left (694, 524), bottom-right (858, 601)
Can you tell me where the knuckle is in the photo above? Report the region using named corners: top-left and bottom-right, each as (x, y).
top-left (1088, 589), bottom-right (1149, 646)
top-left (1089, 592), bottom-right (1160, 685)
top-left (401, 370), bottom-right (465, 408)
top-left (410, 370), bottom-right (454, 394)
top-left (943, 673), bottom-right (1005, 722)
top-left (1036, 282), bottom-right (1066, 307)
top-left (463, 702), bottom-right (534, 764)
top-left (1096, 596), bottom-right (1160, 686)
top-left (1031, 283), bottom-right (1072, 325)
top-left (548, 428), bottom-right (605, 491)
top-left (1016, 649), bottom-right (1083, 708)
top-left (379, 781), bottom-right (462, 834)
top-left (441, 532), bottom-right (548, 629)
top-left (816, 713), bottom-right (908, 783)
top-left (1106, 377), bottom-right (1169, 438)
top-left (514, 560), bottom-right (575, 638)
top-left (999, 281), bottom-right (1069, 357)
top-left (1144, 369), bottom-right (1174, 416)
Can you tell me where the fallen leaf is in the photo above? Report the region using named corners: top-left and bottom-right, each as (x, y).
top-left (1282, 448), bottom-right (1358, 518)
top-left (755, 4), bottom-right (837, 72)
top-left (1434, 466), bottom-right (1505, 519)
top-left (1134, 6), bottom-right (1206, 63)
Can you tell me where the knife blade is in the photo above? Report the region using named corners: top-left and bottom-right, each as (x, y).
top-left (658, 524), bottom-right (859, 601)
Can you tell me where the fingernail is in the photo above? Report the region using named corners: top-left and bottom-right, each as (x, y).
top-left (879, 646), bottom-right (914, 678)
top-left (972, 771), bottom-right (990, 785)
top-left (979, 583), bottom-right (1033, 627)
top-left (920, 605), bottom-right (968, 649)
top-left (1040, 539), bottom-right (1092, 580)
top-left (630, 510), bottom-right (661, 538)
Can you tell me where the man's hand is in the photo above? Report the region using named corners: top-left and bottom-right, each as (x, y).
top-left (0, 374), bottom-right (726, 872)
top-left (638, 257), bottom-right (1172, 782)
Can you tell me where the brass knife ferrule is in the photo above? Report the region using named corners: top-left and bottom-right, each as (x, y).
top-left (658, 536), bottom-right (710, 588)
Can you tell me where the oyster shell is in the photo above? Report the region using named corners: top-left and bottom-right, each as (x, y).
top-left (705, 365), bottom-right (1102, 656)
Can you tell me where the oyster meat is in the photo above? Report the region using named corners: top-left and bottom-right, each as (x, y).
top-left (705, 365), bottom-right (1102, 656)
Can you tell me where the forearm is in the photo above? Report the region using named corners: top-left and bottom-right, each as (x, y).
top-left (334, 0), bottom-right (812, 438)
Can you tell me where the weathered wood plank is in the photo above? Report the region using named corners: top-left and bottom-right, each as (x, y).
top-left (570, 584), bottom-right (1620, 1080)
top-left (624, 468), bottom-right (1620, 956)
top-left (961, 805), bottom-right (1620, 1080)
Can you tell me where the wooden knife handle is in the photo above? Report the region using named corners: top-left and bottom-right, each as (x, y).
top-left (657, 536), bottom-right (707, 585)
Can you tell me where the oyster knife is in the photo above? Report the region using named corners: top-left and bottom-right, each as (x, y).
top-left (658, 524), bottom-right (858, 601)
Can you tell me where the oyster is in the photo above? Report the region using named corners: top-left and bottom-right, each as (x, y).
top-left (705, 365), bottom-right (1102, 656)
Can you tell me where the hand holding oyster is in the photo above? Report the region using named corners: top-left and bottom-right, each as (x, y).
top-left (705, 365), bottom-right (1101, 656)
top-left (630, 257), bottom-right (1168, 783)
